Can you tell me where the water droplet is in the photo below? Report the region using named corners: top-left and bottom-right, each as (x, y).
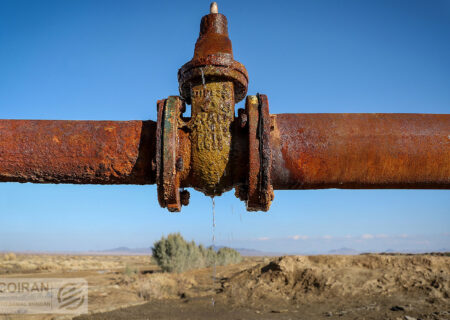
top-left (211, 196), bottom-right (216, 309)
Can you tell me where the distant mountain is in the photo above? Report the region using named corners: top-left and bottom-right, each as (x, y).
top-left (327, 247), bottom-right (360, 255)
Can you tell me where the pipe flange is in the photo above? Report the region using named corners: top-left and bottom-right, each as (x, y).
top-left (245, 94), bottom-right (274, 211)
top-left (156, 96), bottom-right (188, 212)
top-left (178, 55), bottom-right (248, 105)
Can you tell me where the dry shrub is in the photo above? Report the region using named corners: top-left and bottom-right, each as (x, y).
top-left (37, 261), bottom-right (58, 271)
top-left (124, 264), bottom-right (139, 277)
top-left (13, 261), bottom-right (37, 273)
top-left (136, 273), bottom-right (197, 300)
top-left (137, 274), bottom-right (178, 300)
top-left (3, 253), bottom-right (17, 261)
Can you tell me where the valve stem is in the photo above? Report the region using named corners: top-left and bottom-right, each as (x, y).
top-left (210, 2), bottom-right (218, 14)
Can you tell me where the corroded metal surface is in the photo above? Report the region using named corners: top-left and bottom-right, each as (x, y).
top-left (178, 57), bottom-right (248, 105)
top-left (2, 115), bottom-right (448, 192)
top-left (270, 113), bottom-right (450, 189)
top-left (188, 81), bottom-right (235, 196)
top-left (0, 120), bottom-right (156, 184)
top-left (245, 95), bottom-right (274, 211)
top-left (156, 97), bottom-right (189, 212)
top-left (178, 13), bottom-right (248, 105)
top-left (176, 7), bottom-right (247, 197)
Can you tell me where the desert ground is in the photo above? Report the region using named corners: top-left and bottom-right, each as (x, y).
top-left (0, 253), bottom-right (448, 320)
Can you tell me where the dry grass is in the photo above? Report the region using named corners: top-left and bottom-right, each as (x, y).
top-left (133, 273), bottom-right (197, 300)
top-left (2, 252), bottom-right (16, 261)
top-left (0, 254), bottom-right (150, 274)
top-left (1, 254), bottom-right (449, 320)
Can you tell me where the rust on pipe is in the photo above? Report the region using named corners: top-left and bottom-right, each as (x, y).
top-left (1, 5), bottom-right (449, 212)
top-left (0, 120), bottom-right (157, 185)
top-left (270, 113), bottom-right (450, 190)
top-left (1, 114), bottom-right (449, 194)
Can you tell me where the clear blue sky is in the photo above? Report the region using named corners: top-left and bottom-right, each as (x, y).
top-left (0, 0), bottom-right (449, 253)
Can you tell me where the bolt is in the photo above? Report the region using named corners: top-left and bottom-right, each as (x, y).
top-left (180, 190), bottom-right (190, 206)
top-left (238, 108), bottom-right (248, 128)
top-left (176, 157), bottom-right (184, 171)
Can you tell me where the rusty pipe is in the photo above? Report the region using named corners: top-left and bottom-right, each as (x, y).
top-left (0, 120), bottom-right (157, 185)
top-left (270, 113), bottom-right (450, 190)
top-left (1, 114), bottom-right (448, 191)
top-left (1, 4), bottom-right (449, 213)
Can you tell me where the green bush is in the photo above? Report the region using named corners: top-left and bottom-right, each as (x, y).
top-left (152, 233), bottom-right (242, 273)
top-left (217, 247), bottom-right (243, 266)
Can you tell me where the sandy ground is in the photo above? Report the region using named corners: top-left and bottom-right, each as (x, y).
top-left (0, 253), bottom-right (448, 320)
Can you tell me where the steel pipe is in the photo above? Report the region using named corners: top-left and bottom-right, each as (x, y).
top-left (1, 114), bottom-right (448, 191)
top-left (270, 113), bottom-right (450, 190)
top-left (0, 120), bottom-right (156, 185)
